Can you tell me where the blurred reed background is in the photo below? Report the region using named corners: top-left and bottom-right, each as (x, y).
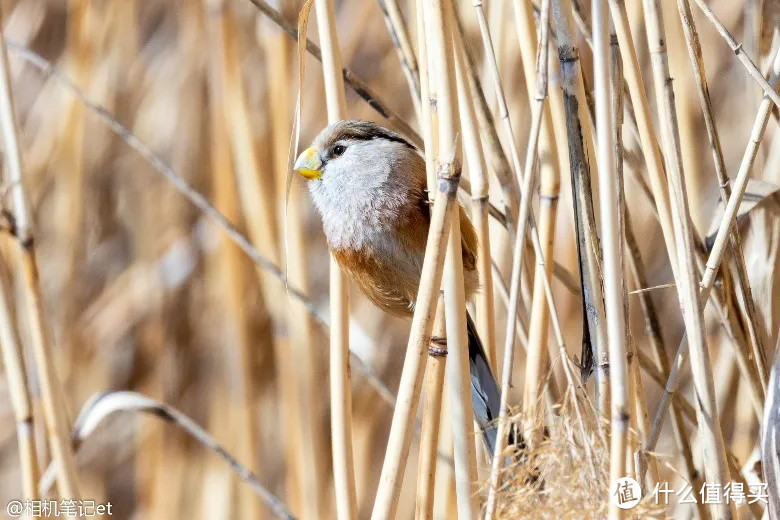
top-left (0, 0), bottom-right (777, 518)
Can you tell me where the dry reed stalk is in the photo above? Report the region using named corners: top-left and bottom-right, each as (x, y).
top-left (203, 9), bottom-right (262, 516)
top-left (59, 0), bottom-right (91, 357)
top-left (415, 297), bottom-right (446, 520)
top-left (642, 2), bottom-right (733, 517)
top-left (454, 35), bottom-right (497, 371)
top-left (677, 0), bottom-right (768, 390)
top-left (369, 155), bottom-right (462, 520)
top-left (0, 256), bottom-right (38, 500)
top-left (551, 0), bottom-right (609, 418)
top-left (607, 0), bottom-right (680, 283)
top-left (647, 44), bottom-right (780, 457)
top-left (0, 23), bottom-right (82, 507)
top-left (314, 0), bottom-right (358, 517)
top-left (377, 0), bottom-right (421, 118)
top-left (425, 2), bottom-right (479, 516)
top-left (610, 33), bottom-right (656, 490)
top-left (449, 7), bottom-right (532, 310)
top-left (454, 24), bottom-right (521, 228)
top-left (692, 0), bottom-right (780, 110)
top-left (592, 2), bottom-right (630, 514)
top-left (249, 0), bottom-right (422, 146)
top-left (49, 391), bottom-right (295, 519)
top-left (260, 0), bottom-right (310, 512)
top-left (624, 217), bottom-right (702, 507)
top-left (507, 0), bottom-right (564, 447)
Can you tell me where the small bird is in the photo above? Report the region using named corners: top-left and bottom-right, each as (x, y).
top-left (294, 120), bottom-right (501, 452)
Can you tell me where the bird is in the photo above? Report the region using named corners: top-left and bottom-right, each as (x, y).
top-left (293, 119), bottom-right (501, 452)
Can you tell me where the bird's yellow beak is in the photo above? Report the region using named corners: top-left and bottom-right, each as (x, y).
top-left (294, 146), bottom-right (323, 180)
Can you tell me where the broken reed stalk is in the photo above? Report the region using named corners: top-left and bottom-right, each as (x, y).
top-left (592, 1), bottom-right (629, 513)
top-left (677, 0), bottom-right (768, 389)
top-left (641, 2), bottom-right (733, 518)
top-left (508, 0), bottom-right (563, 445)
top-left (0, 25), bottom-right (82, 504)
top-left (551, 0), bottom-right (609, 419)
top-left (415, 297), bottom-right (446, 520)
top-left (369, 161), bottom-right (462, 520)
top-left (691, 0), bottom-right (780, 111)
top-left (454, 37), bottom-right (497, 372)
top-left (314, 0), bottom-right (358, 517)
top-left (426, 2), bottom-right (479, 516)
top-left (647, 44), bottom-right (780, 459)
top-left (376, 0), bottom-right (421, 118)
top-left (0, 260), bottom-right (38, 500)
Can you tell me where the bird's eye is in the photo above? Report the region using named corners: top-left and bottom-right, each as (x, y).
top-left (332, 144), bottom-right (346, 156)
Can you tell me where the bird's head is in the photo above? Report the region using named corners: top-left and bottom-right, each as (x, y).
top-left (293, 120), bottom-right (417, 183)
top-left (293, 120), bottom-right (425, 249)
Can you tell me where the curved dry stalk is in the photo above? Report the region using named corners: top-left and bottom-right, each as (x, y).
top-left (592, 1), bottom-right (630, 511)
top-left (0, 258), bottom-right (38, 500)
top-left (313, 1), bottom-right (357, 517)
top-left (0, 27), bottom-right (82, 505)
top-left (692, 0), bottom-right (780, 111)
top-left (677, 0), bottom-right (768, 390)
top-left (369, 158), bottom-right (462, 520)
top-left (247, 0), bottom-right (422, 146)
top-left (642, 2), bottom-right (732, 517)
top-left (39, 391), bottom-right (294, 520)
top-left (376, 0), bottom-right (421, 118)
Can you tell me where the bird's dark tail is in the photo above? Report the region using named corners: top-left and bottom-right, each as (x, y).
top-left (466, 313), bottom-right (502, 454)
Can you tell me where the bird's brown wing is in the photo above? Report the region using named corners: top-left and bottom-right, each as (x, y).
top-left (332, 248), bottom-right (418, 318)
top-left (414, 185), bottom-right (478, 275)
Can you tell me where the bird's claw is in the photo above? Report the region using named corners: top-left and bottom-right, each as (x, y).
top-left (429, 336), bottom-right (447, 357)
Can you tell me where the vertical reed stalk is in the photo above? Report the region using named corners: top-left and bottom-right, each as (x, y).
top-left (592, 2), bottom-right (629, 515)
top-left (642, 2), bottom-right (733, 517)
top-left (415, 297), bottom-right (446, 520)
top-left (508, 0), bottom-right (563, 447)
top-left (607, 0), bottom-right (680, 283)
top-left (314, 0), bottom-right (357, 517)
top-left (453, 21), bottom-right (497, 375)
top-left (260, 0), bottom-right (309, 511)
top-left (204, 8), bottom-right (261, 517)
top-left (426, 2), bottom-right (479, 516)
top-left (0, 259), bottom-right (38, 500)
top-left (0, 22), bottom-right (82, 507)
